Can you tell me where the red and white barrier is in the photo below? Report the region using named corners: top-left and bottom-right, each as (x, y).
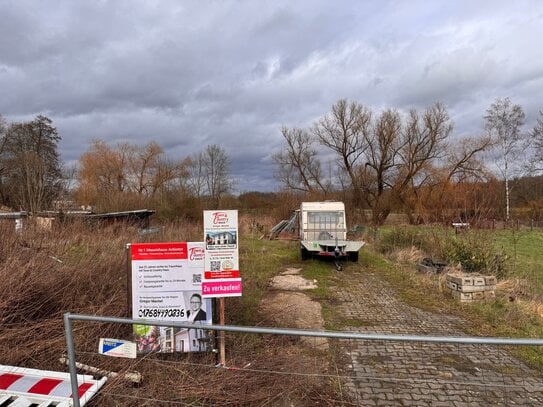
top-left (0, 365), bottom-right (106, 406)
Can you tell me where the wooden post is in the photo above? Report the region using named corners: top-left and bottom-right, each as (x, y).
top-left (219, 297), bottom-right (226, 366)
top-left (126, 244), bottom-right (131, 317)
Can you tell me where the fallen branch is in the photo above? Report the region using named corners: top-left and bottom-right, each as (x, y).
top-left (59, 356), bottom-right (142, 384)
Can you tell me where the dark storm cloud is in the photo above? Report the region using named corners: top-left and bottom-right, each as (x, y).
top-left (1, 1), bottom-right (542, 191)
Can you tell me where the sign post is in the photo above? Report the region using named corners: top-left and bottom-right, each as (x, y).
top-left (219, 298), bottom-right (226, 365)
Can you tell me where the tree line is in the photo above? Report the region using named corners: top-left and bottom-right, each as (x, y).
top-left (75, 140), bottom-right (232, 215)
top-left (1, 96), bottom-right (543, 225)
top-left (0, 114), bottom-right (233, 219)
top-left (274, 98), bottom-right (543, 225)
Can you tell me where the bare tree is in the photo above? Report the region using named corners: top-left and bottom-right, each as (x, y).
top-left (0, 115), bottom-right (8, 204)
top-left (76, 139), bottom-right (128, 205)
top-left (413, 135), bottom-right (492, 223)
top-left (186, 152), bottom-right (206, 198)
top-left (150, 157), bottom-right (188, 198)
top-left (76, 139), bottom-right (183, 210)
top-left (202, 144), bottom-right (232, 207)
top-left (312, 99), bottom-right (372, 204)
top-left (484, 97), bottom-right (526, 221)
top-left (445, 135), bottom-right (492, 183)
top-left (275, 100), bottom-right (489, 225)
top-left (273, 127), bottom-right (328, 194)
top-left (360, 109), bottom-right (403, 223)
top-left (126, 141), bottom-right (164, 196)
top-left (529, 110), bottom-right (543, 173)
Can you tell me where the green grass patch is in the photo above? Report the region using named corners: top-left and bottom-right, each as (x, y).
top-left (230, 237), bottom-right (300, 325)
top-left (302, 260), bottom-right (338, 299)
top-left (302, 259), bottom-right (346, 330)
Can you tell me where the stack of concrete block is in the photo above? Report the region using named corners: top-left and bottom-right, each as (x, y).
top-left (445, 274), bottom-right (497, 302)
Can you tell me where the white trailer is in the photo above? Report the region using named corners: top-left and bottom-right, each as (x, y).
top-left (299, 201), bottom-right (364, 262)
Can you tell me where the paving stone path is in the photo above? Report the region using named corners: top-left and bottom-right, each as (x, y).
top-left (333, 271), bottom-right (543, 406)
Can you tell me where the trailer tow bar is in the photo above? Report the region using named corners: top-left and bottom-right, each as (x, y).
top-left (334, 245), bottom-right (342, 271)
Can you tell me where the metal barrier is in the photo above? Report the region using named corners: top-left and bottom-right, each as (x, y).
top-left (0, 364), bottom-right (106, 406)
top-left (64, 313), bottom-right (543, 406)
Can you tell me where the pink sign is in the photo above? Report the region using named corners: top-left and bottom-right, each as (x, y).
top-left (202, 279), bottom-right (242, 298)
top-left (131, 242), bottom-right (187, 261)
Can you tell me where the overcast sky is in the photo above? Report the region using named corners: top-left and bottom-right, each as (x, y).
top-left (1, 1), bottom-right (542, 192)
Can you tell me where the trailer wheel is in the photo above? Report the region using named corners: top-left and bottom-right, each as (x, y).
top-left (301, 247), bottom-right (309, 260)
top-left (348, 251), bottom-right (359, 262)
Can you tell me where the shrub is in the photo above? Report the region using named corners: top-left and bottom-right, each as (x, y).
top-left (445, 236), bottom-right (508, 277)
top-left (379, 227), bottom-right (421, 252)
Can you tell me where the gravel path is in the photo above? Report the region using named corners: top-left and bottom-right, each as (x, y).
top-left (333, 271), bottom-right (543, 406)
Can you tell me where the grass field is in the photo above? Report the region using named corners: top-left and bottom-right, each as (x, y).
top-left (2, 219), bottom-right (542, 404)
top-left (493, 229), bottom-right (543, 269)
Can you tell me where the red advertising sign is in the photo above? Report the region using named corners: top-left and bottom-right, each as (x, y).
top-left (131, 242), bottom-right (187, 261)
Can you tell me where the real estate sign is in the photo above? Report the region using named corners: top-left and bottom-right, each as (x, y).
top-left (202, 210), bottom-right (242, 297)
top-left (130, 242), bottom-right (211, 353)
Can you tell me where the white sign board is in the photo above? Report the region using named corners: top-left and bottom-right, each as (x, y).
top-left (130, 242), bottom-right (211, 353)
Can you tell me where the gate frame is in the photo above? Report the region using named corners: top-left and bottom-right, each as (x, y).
top-left (64, 312), bottom-right (543, 407)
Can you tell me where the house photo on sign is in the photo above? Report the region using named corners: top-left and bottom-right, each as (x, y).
top-left (130, 242), bottom-right (212, 353)
top-left (203, 210), bottom-right (242, 297)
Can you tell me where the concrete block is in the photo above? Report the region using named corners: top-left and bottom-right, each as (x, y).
top-left (446, 274), bottom-right (473, 286)
top-left (484, 276), bottom-right (497, 285)
top-left (451, 291), bottom-right (473, 301)
top-left (473, 277), bottom-right (486, 286)
top-left (459, 285), bottom-right (496, 293)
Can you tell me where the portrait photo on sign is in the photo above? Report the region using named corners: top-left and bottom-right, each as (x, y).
top-left (185, 291), bottom-right (208, 322)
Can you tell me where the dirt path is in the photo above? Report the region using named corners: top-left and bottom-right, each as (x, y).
top-left (333, 270), bottom-right (543, 406)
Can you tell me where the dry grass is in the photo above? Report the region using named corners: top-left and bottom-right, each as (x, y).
top-left (387, 246), bottom-right (425, 264)
top-left (0, 221), bottom-right (139, 369)
top-left (0, 220), bottom-right (342, 406)
top-left (82, 335), bottom-right (336, 406)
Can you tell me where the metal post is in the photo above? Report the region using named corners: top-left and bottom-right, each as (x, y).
top-left (64, 313), bottom-right (80, 407)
